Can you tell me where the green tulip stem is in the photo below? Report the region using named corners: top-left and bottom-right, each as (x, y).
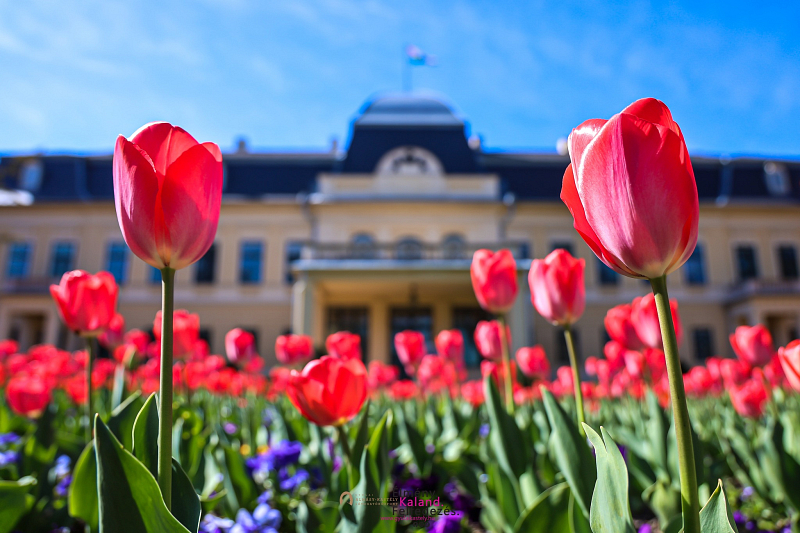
top-left (158, 267), bottom-right (175, 510)
top-left (563, 324), bottom-right (586, 437)
top-left (497, 314), bottom-right (515, 415)
top-left (650, 275), bottom-right (700, 533)
top-left (336, 424), bottom-right (353, 484)
top-left (84, 336), bottom-right (96, 443)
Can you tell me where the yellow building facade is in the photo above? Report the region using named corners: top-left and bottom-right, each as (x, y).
top-left (1, 94), bottom-right (799, 372)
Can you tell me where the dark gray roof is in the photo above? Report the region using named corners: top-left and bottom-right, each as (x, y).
top-left (1, 94), bottom-right (799, 205)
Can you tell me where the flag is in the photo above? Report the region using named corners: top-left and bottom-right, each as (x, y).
top-left (405, 44), bottom-right (437, 66)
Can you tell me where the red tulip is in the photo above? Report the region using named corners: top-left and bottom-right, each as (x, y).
top-left (683, 366), bottom-right (716, 397)
top-left (778, 340), bottom-right (800, 392)
top-left (389, 380), bottom-right (418, 401)
top-left (153, 309), bottom-right (199, 358)
top-left (435, 329), bottom-right (464, 365)
top-left (367, 361), bottom-right (399, 390)
top-left (528, 249), bottom-right (585, 326)
top-left (630, 294), bottom-right (682, 349)
top-left (124, 329), bottom-right (151, 354)
top-left (394, 330), bottom-right (426, 371)
top-left (560, 98), bottom-right (698, 280)
top-left (6, 373), bottom-right (51, 417)
top-left (461, 380), bottom-right (485, 407)
top-left (470, 249), bottom-right (518, 314)
top-left (516, 346), bottom-right (550, 380)
top-left (481, 360), bottom-right (517, 391)
top-left (604, 304), bottom-right (644, 350)
top-left (113, 122), bottom-right (223, 270)
top-left (729, 377), bottom-right (768, 418)
top-left (474, 320), bottom-right (511, 361)
top-left (275, 334), bottom-right (314, 366)
top-left (99, 313), bottom-right (126, 350)
top-left (719, 358), bottom-right (751, 388)
top-left (326, 331), bottom-right (361, 361)
top-left (225, 328), bottom-right (257, 364)
top-left (0, 340), bottom-right (19, 359)
top-left (50, 270), bottom-right (118, 336)
top-left (603, 341), bottom-right (628, 371)
top-left (624, 350), bottom-right (646, 379)
top-left (417, 355), bottom-right (457, 394)
top-left (730, 325), bottom-right (774, 368)
top-left (287, 355), bottom-right (367, 426)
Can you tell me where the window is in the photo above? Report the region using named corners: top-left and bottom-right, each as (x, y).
top-left (285, 241), bottom-right (303, 284)
top-left (349, 233), bottom-right (376, 259)
top-left (764, 162), bottom-right (791, 196)
top-left (150, 266), bottom-right (162, 285)
top-left (597, 258), bottom-right (619, 286)
top-left (199, 328), bottom-right (212, 348)
top-left (452, 307), bottom-right (492, 369)
top-left (600, 328), bottom-right (611, 347)
top-left (50, 242), bottom-right (75, 278)
top-left (684, 244), bottom-right (706, 285)
top-left (442, 234), bottom-right (466, 260)
top-left (518, 243), bottom-right (531, 260)
top-left (106, 241), bottom-right (128, 285)
top-left (693, 328), bottom-right (714, 360)
top-left (778, 245), bottom-right (799, 281)
top-left (6, 242), bottom-right (31, 279)
top-left (736, 245), bottom-right (758, 282)
top-left (396, 237), bottom-right (423, 260)
top-left (194, 244), bottom-right (217, 284)
top-left (239, 241), bottom-right (263, 284)
top-left (551, 241), bottom-right (574, 255)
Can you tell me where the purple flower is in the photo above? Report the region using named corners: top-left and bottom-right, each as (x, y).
top-left (246, 441), bottom-right (303, 478)
top-left (0, 450), bottom-right (18, 467)
top-left (231, 508), bottom-right (279, 533)
top-left (428, 513), bottom-right (461, 533)
top-left (479, 424), bottom-right (490, 438)
top-left (252, 503), bottom-right (281, 529)
top-left (53, 455), bottom-right (71, 478)
top-left (332, 455), bottom-right (343, 474)
top-left (200, 514), bottom-right (234, 533)
top-left (55, 474), bottom-right (72, 497)
top-left (638, 524), bottom-right (652, 533)
top-left (742, 486), bottom-right (754, 500)
top-left (278, 468), bottom-right (308, 492)
top-left (425, 443), bottom-right (436, 454)
top-left (0, 433), bottom-right (20, 446)
top-left (256, 491), bottom-right (272, 504)
top-left (224, 423), bottom-right (238, 435)
top-left (733, 511), bottom-right (746, 525)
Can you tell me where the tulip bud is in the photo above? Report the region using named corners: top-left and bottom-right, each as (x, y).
top-left (470, 249), bottom-right (518, 314)
top-left (287, 356), bottom-right (368, 426)
top-left (729, 325), bottom-right (774, 368)
top-left (50, 270), bottom-right (118, 336)
top-left (528, 249), bottom-right (585, 326)
top-left (275, 334), bottom-right (314, 366)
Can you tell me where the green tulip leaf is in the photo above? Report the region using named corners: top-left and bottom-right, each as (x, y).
top-left (542, 389), bottom-right (595, 519)
top-left (699, 480), bottom-right (739, 533)
top-left (68, 441), bottom-right (98, 530)
top-left (171, 458), bottom-right (201, 533)
top-left (513, 481), bottom-right (570, 533)
top-left (0, 476), bottom-right (36, 533)
top-left (485, 376), bottom-right (528, 480)
top-left (340, 447), bottom-right (381, 533)
top-left (132, 393), bottom-right (160, 478)
top-left (108, 391), bottom-right (144, 451)
top-left (583, 424), bottom-right (635, 533)
top-left (94, 415), bottom-right (191, 533)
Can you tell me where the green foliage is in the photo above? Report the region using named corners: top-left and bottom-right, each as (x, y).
top-left (699, 480), bottom-right (739, 533)
top-left (583, 424), bottom-right (635, 533)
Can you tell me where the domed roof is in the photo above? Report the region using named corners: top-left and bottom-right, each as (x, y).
top-left (355, 93), bottom-right (463, 128)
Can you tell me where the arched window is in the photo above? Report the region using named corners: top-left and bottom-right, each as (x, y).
top-left (396, 237), bottom-right (423, 260)
top-left (349, 233), bottom-right (377, 259)
top-left (442, 234), bottom-right (466, 260)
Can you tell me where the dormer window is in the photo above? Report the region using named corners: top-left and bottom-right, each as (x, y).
top-left (375, 146), bottom-right (443, 176)
top-left (764, 162), bottom-right (790, 196)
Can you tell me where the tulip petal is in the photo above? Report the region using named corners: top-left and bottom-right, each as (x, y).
top-left (560, 164), bottom-right (639, 277)
top-left (114, 136), bottom-right (165, 268)
top-left (130, 122), bottom-right (200, 176)
top-left (621, 98), bottom-right (681, 138)
top-left (568, 118), bottom-right (606, 173)
top-left (160, 142), bottom-right (223, 270)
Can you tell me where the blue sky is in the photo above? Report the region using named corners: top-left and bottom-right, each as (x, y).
top-left (1, 0), bottom-right (799, 157)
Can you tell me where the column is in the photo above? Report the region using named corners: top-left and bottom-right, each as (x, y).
top-left (291, 274), bottom-right (316, 339)
top-left (369, 300), bottom-right (389, 363)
